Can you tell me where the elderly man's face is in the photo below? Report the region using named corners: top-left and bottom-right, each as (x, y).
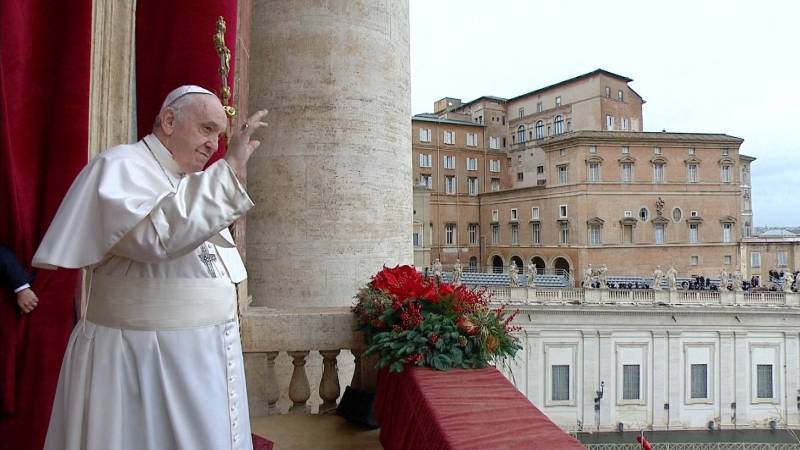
top-left (166, 95), bottom-right (228, 173)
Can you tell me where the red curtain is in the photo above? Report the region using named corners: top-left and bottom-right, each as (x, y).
top-left (136, 0), bottom-right (238, 163)
top-left (0, 0), bottom-right (92, 449)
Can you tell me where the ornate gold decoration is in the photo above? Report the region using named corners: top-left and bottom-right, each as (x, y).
top-left (214, 16), bottom-right (236, 119)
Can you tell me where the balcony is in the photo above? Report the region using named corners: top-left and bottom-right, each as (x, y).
top-left (242, 289), bottom-right (800, 446)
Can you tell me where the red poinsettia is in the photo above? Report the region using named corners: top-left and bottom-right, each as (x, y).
top-left (371, 265), bottom-right (437, 308)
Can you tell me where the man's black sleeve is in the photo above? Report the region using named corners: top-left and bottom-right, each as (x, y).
top-left (0, 245), bottom-right (33, 293)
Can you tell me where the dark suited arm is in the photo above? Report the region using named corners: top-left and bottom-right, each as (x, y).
top-left (0, 245), bottom-right (33, 293)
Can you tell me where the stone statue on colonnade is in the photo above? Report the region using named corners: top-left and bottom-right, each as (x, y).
top-left (432, 258), bottom-right (442, 280)
top-left (652, 265), bottom-right (664, 291)
top-left (667, 266), bottom-right (678, 291)
top-left (452, 259), bottom-right (462, 286)
top-left (509, 262), bottom-right (519, 287)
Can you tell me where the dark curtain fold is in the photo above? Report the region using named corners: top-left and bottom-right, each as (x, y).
top-left (136, 0), bottom-right (238, 164)
top-left (0, 0), bottom-right (92, 449)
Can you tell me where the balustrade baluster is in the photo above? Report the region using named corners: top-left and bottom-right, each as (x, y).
top-left (288, 350), bottom-right (311, 413)
top-left (319, 349), bottom-right (341, 412)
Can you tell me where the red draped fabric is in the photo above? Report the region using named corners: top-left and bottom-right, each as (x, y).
top-left (375, 367), bottom-right (585, 450)
top-left (0, 0), bottom-right (91, 449)
top-left (136, 0), bottom-right (238, 163)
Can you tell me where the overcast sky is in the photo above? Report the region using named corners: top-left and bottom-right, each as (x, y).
top-left (409, 0), bottom-right (800, 227)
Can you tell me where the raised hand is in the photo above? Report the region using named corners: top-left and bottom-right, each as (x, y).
top-left (225, 109), bottom-right (268, 181)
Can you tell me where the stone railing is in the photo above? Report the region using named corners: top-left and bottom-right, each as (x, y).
top-left (482, 287), bottom-right (800, 307)
top-left (240, 306), bottom-right (371, 416)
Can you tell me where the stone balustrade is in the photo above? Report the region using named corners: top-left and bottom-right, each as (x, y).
top-left (240, 306), bottom-right (372, 416)
top-left (240, 289), bottom-right (800, 418)
top-left (484, 287), bottom-right (800, 307)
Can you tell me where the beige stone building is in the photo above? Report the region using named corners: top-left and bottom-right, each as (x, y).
top-left (414, 69), bottom-right (758, 281)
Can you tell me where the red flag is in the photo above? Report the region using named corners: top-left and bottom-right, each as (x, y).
top-left (636, 435), bottom-right (653, 450)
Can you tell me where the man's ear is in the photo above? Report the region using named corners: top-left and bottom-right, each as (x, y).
top-left (161, 108), bottom-right (177, 136)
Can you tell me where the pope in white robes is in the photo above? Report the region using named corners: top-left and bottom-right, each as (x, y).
top-left (33, 86), bottom-right (268, 450)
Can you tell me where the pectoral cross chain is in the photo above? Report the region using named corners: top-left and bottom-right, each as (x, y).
top-left (198, 244), bottom-right (218, 278)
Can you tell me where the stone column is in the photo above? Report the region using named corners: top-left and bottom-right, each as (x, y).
top-left (734, 331), bottom-right (749, 426)
top-left (667, 330), bottom-right (682, 428)
top-left (719, 331), bottom-right (736, 428)
top-left (581, 330), bottom-right (599, 431)
top-left (784, 333), bottom-right (799, 427)
top-left (246, 0), bottom-right (411, 308)
top-left (652, 330), bottom-right (669, 429)
top-left (598, 331), bottom-right (614, 430)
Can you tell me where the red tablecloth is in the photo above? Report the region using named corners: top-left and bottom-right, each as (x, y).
top-left (374, 367), bottom-right (585, 450)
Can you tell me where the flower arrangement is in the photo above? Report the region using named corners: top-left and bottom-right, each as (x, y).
top-left (352, 265), bottom-right (521, 373)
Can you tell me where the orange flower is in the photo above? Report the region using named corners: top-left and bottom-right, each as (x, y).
top-left (486, 335), bottom-right (499, 353)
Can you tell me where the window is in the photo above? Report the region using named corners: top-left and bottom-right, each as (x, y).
top-left (489, 159), bottom-right (501, 172)
top-left (445, 223), bottom-right (456, 245)
top-left (518, 107), bottom-right (524, 118)
top-left (751, 252), bottom-right (761, 268)
top-left (721, 165), bottom-right (732, 182)
top-left (724, 255), bottom-right (732, 265)
top-left (510, 208), bottom-right (519, 221)
top-left (655, 224), bottom-right (665, 244)
top-left (778, 251), bottom-right (788, 267)
top-left (757, 364), bottom-right (774, 399)
top-left (517, 125), bottom-right (525, 143)
top-left (690, 364), bottom-right (708, 399)
top-left (654, 147), bottom-right (662, 155)
top-left (589, 224), bottom-right (602, 246)
top-left (623, 224), bottom-right (634, 244)
top-left (491, 178), bottom-right (500, 192)
top-left (618, 90), bottom-right (624, 101)
top-left (606, 115), bottom-right (615, 130)
top-left (443, 130), bottom-right (454, 145)
top-left (622, 146), bottom-right (630, 154)
top-left (552, 365), bottom-right (570, 401)
top-left (535, 121), bottom-right (544, 139)
top-left (621, 163), bottom-right (633, 183)
top-left (532, 223), bottom-right (541, 244)
top-left (560, 149), bottom-right (566, 157)
top-left (537, 165), bottom-right (544, 174)
top-left (621, 118), bottom-right (630, 131)
top-left (489, 136), bottom-right (499, 149)
top-left (466, 133), bottom-right (477, 147)
top-left (653, 163), bottom-right (664, 183)
top-left (605, 86), bottom-right (611, 98)
top-left (491, 210), bottom-right (499, 222)
top-left (589, 145), bottom-right (597, 154)
top-left (491, 224), bottom-right (499, 244)
top-left (559, 205), bottom-right (568, 218)
top-left (554, 115), bottom-right (564, 135)
top-left (419, 153), bottom-right (432, 168)
top-left (511, 224), bottom-right (519, 245)
top-left (419, 128), bottom-right (431, 142)
top-left (588, 162), bottom-right (600, 182)
top-left (516, 172), bottom-right (524, 182)
top-left (444, 175), bottom-right (456, 194)
top-left (744, 221), bottom-right (752, 237)
top-left (469, 257), bottom-right (478, 271)
top-left (413, 232), bottom-right (421, 247)
top-left (467, 158), bottom-right (477, 171)
top-left (688, 147), bottom-right (696, 156)
top-left (557, 165), bottom-right (568, 185)
top-left (722, 223), bottom-right (732, 243)
top-left (443, 155), bottom-right (455, 169)
top-left (468, 223), bottom-right (478, 245)
top-left (467, 177), bottom-right (478, 196)
top-left (560, 222), bottom-right (569, 244)
top-left (555, 96), bottom-right (561, 108)
top-left (688, 164), bottom-right (698, 183)
top-left (622, 365), bottom-right (640, 400)
top-left (672, 207), bottom-right (682, 223)
top-left (419, 174), bottom-right (432, 189)
top-left (536, 101), bottom-right (543, 113)
top-left (690, 255), bottom-right (699, 266)
top-left (639, 207), bottom-right (649, 222)
top-left (689, 223), bottom-right (698, 243)
top-left (530, 207), bottom-right (540, 220)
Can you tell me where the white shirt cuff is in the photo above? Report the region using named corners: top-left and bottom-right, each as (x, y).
top-left (14, 283), bottom-right (31, 294)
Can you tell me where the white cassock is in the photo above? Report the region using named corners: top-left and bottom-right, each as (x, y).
top-left (33, 134), bottom-right (254, 450)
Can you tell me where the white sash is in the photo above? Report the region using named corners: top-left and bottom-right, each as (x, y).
top-left (86, 274), bottom-right (236, 330)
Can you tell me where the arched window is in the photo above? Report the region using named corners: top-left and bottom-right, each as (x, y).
top-left (468, 256), bottom-right (478, 272)
top-left (517, 125), bottom-right (525, 143)
top-left (535, 121), bottom-right (544, 139)
top-left (554, 115), bottom-right (564, 135)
